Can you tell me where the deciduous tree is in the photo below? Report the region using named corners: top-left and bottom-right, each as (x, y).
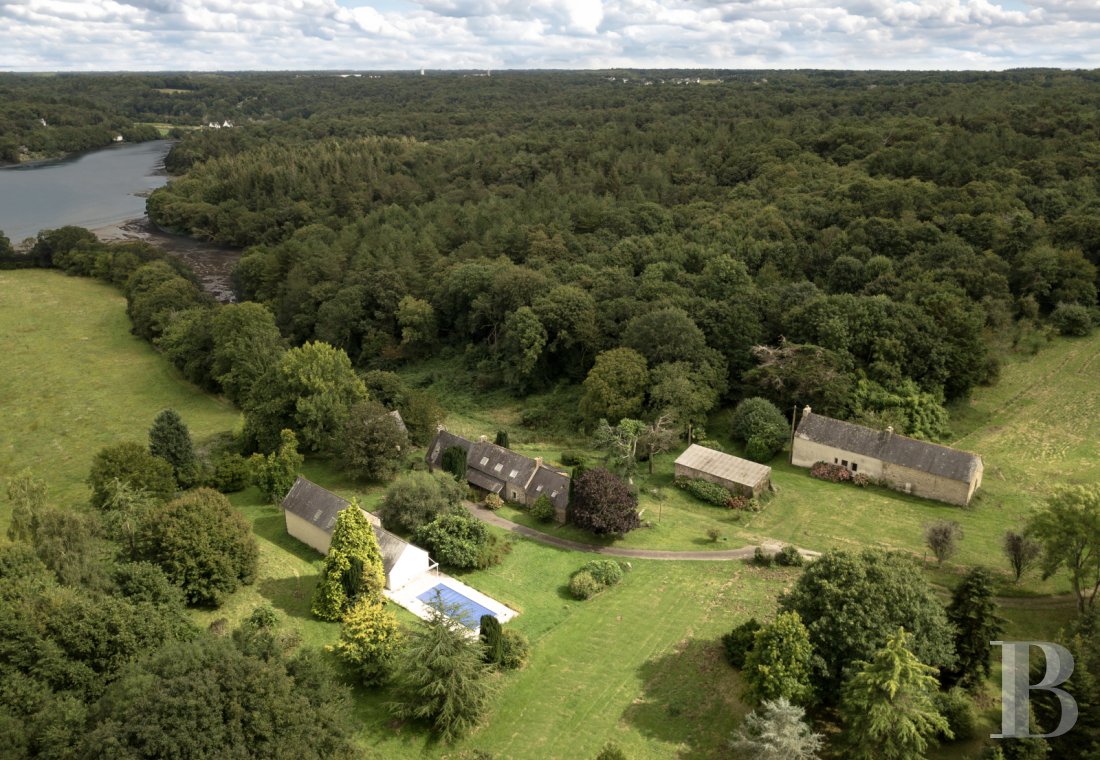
top-left (1003, 530), bottom-right (1041, 584)
top-left (378, 471), bottom-right (464, 533)
top-left (743, 612), bottom-right (815, 706)
top-left (249, 429), bottom-right (304, 504)
top-left (580, 348), bottom-right (649, 425)
top-left (925, 520), bottom-right (964, 566)
top-left (571, 467), bottom-right (640, 538)
top-left (87, 441), bottom-right (176, 509)
top-left (1028, 485), bottom-right (1100, 612)
top-left (340, 400), bottom-right (409, 482)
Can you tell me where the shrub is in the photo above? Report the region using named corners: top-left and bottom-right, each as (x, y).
top-left (210, 452), bottom-right (251, 493)
top-left (753, 546), bottom-right (774, 567)
top-left (560, 450), bottom-right (586, 467)
top-left (595, 743), bottom-right (629, 760)
top-left (414, 512), bottom-right (490, 570)
top-left (474, 532), bottom-right (512, 570)
top-left (935, 687), bottom-right (977, 741)
top-left (500, 628), bottom-right (530, 670)
top-left (851, 472), bottom-right (871, 487)
top-left (494, 430), bottom-right (510, 448)
top-left (332, 597), bottom-right (402, 686)
top-left (1051, 302), bottom-right (1094, 336)
top-left (579, 559), bottom-right (624, 588)
top-left (483, 492), bottom-right (504, 511)
top-left (722, 618), bottom-right (762, 668)
top-left (776, 545), bottom-right (804, 567)
top-left (809, 461), bottom-right (852, 483)
top-left (530, 494), bottom-right (556, 523)
top-left (729, 495), bottom-right (763, 512)
top-left (88, 441), bottom-right (177, 508)
top-left (479, 615), bottom-right (503, 665)
top-left (745, 434), bottom-right (783, 463)
top-left (675, 477), bottom-right (732, 507)
top-left (707, 527), bottom-right (722, 543)
top-left (569, 571), bottom-right (600, 600)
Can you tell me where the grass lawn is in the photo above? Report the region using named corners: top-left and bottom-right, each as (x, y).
top-left (1, 268), bottom-right (1088, 759)
top-left (0, 270), bottom-right (239, 528)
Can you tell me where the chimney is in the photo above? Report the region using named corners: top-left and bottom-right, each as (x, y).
top-left (886, 426), bottom-right (894, 436)
top-left (534, 456), bottom-right (544, 469)
top-left (803, 405), bottom-right (812, 416)
top-left (479, 435), bottom-right (488, 443)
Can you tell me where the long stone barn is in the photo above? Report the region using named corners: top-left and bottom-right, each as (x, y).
top-left (281, 476), bottom-right (434, 592)
top-left (791, 406), bottom-right (984, 506)
top-left (674, 444), bottom-right (772, 498)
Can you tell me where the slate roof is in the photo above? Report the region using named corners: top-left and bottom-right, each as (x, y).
top-left (388, 409), bottom-right (408, 435)
top-left (527, 466), bottom-right (570, 511)
top-left (426, 429), bottom-right (473, 469)
top-left (467, 441), bottom-right (539, 486)
top-left (467, 468), bottom-right (505, 494)
top-left (795, 412), bottom-right (981, 483)
top-left (281, 476), bottom-right (421, 568)
top-left (674, 444), bottom-right (771, 488)
top-left (281, 476), bottom-right (349, 533)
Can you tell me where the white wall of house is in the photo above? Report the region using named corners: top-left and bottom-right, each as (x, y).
top-left (388, 545), bottom-right (431, 591)
top-left (285, 512), bottom-right (332, 555)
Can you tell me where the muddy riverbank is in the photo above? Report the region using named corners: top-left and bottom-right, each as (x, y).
top-left (94, 218), bottom-right (242, 303)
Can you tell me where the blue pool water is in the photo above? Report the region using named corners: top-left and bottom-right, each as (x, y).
top-left (417, 583), bottom-right (497, 629)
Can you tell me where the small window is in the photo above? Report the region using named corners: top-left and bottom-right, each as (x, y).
top-left (550, 491), bottom-right (558, 498)
top-left (834, 458), bottom-right (838, 464)
top-left (313, 509), bottom-right (324, 522)
top-left (509, 469), bottom-right (519, 479)
top-left (535, 484), bottom-right (543, 492)
top-left (851, 462), bottom-right (858, 472)
top-left (479, 456), bottom-right (489, 466)
top-left (841, 460), bottom-right (848, 467)
top-left (493, 463), bottom-right (504, 473)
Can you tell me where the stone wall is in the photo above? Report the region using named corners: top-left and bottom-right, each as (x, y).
top-left (673, 463), bottom-right (766, 498)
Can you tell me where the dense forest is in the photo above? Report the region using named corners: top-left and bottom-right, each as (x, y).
top-left (137, 70), bottom-right (1100, 440)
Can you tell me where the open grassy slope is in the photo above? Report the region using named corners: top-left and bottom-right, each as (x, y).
top-left (0, 270), bottom-right (238, 522)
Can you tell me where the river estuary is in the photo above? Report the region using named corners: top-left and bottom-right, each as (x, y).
top-left (0, 140), bottom-right (239, 301)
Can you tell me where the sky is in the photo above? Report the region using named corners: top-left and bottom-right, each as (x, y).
top-left (2, 0), bottom-right (1100, 72)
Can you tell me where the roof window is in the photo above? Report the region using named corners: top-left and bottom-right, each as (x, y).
top-left (479, 456), bottom-right (489, 466)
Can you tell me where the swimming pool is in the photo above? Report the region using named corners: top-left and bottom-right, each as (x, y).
top-left (417, 582), bottom-right (498, 629)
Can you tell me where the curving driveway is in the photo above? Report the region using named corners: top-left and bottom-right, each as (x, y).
top-left (462, 501), bottom-right (819, 562)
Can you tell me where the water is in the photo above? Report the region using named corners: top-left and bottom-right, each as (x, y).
top-left (0, 140), bottom-right (240, 301)
top-left (0, 140), bottom-right (173, 245)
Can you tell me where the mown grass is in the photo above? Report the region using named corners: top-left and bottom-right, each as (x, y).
top-left (1, 270), bottom-right (1088, 759)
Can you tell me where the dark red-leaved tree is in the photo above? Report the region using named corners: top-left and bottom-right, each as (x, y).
top-left (571, 467), bottom-right (640, 538)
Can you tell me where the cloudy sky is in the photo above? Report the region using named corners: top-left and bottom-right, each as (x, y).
top-left (2, 0), bottom-right (1099, 71)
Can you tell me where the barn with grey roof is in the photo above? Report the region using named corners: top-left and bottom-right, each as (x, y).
top-left (674, 444), bottom-right (772, 498)
top-left (791, 407), bottom-right (983, 506)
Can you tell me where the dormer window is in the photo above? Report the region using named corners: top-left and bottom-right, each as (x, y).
top-left (479, 456), bottom-right (489, 466)
top-left (493, 463), bottom-right (504, 473)
top-left (509, 469), bottom-right (519, 479)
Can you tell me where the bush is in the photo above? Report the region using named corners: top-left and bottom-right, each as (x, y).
top-left (210, 452), bottom-right (251, 493)
top-left (728, 495), bottom-right (763, 512)
top-left (1051, 302), bottom-right (1094, 337)
top-left (707, 527), bottom-right (722, 543)
top-left (675, 477), bottom-right (732, 507)
top-left (560, 450), bottom-right (586, 467)
top-left (414, 512), bottom-right (490, 570)
top-left (753, 546), bottom-right (774, 567)
top-left (479, 615), bottom-right (503, 665)
top-left (595, 743), bottom-right (629, 760)
top-left (530, 494), bottom-right (556, 523)
top-left (474, 532), bottom-right (512, 570)
top-left (809, 461), bottom-right (852, 483)
top-left (579, 559), bottom-right (624, 587)
top-left (851, 472), bottom-right (871, 487)
top-left (776, 545), bottom-right (804, 567)
top-left (500, 628), bottom-right (529, 670)
top-left (88, 441), bottom-right (177, 508)
top-left (722, 618), bottom-right (762, 668)
top-left (935, 687), bottom-right (977, 741)
top-left (569, 571), bottom-right (601, 600)
top-left (483, 492), bottom-right (504, 511)
top-left (745, 433), bottom-right (783, 463)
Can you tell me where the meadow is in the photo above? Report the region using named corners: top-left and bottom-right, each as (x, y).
top-left (0, 268), bottom-right (1090, 758)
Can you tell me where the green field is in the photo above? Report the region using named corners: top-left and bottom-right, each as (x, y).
top-left (0, 269), bottom-right (1090, 758)
top-left (0, 270), bottom-right (239, 520)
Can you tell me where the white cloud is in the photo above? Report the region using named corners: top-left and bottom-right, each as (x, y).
top-left (0, 0), bottom-right (1099, 70)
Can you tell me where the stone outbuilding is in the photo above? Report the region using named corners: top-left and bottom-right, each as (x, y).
top-left (674, 444), bottom-right (772, 498)
top-left (791, 407), bottom-right (984, 506)
top-left (281, 476), bottom-right (433, 591)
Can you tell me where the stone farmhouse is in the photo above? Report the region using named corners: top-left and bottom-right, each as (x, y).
top-left (281, 476), bottom-right (433, 591)
top-left (791, 406), bottom-right (984, 506)
top-left (674, 444), bottom-right (772, 498)
top-left (426, 429), bottom-right (571, 522)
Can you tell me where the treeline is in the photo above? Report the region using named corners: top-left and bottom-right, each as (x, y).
top-left (139, 70), bottom-right (1100, 438)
